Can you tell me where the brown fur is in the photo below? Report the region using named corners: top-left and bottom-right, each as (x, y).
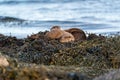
top-left (65, 28), bottom-right (86, 41)
top-left (60, 31), bottom-right (75, 43)
top-left (45, 26), bottom-right (75, 43)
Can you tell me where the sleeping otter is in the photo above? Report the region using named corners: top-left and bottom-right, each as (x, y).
top-left (65, 28), bottom-right (86, 41)
top-left (45, 26), bottom-right (75, 43)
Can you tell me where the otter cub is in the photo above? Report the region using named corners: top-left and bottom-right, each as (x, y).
top-left (45, 26), bottom-right (75, 43)
top-left (65, 28), bottom-right (86, 41)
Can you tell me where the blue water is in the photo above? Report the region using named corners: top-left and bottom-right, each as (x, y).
top-left (0, 0), bottom-right (120, 38)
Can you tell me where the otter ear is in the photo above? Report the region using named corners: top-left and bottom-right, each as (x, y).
top-left (51, 26), bottom-right (61, 30)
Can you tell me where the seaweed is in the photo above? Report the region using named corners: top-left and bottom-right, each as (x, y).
top-left (0, 31), bottom-right (120, 80)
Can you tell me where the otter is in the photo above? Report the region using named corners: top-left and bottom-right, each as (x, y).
top-left (60, 31), bottom-right (75, 43)
top-left (45, 26), bottom-right (75, 43)
top-left (65, 28), bottom-right (86, 41)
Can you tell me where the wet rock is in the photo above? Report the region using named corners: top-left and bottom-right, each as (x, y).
top-left (86, 46), bottom-right (101, 54)
top-left (87, 34), bottom-right (105, 40)
top-left (0, 36), bottom-right (24, 47)
top-left (67, 72), bottom-right (92, 80)
top-left (94, 69), bottom-right (120, 80)
top-left (18, 52), bottom-right (47, 64)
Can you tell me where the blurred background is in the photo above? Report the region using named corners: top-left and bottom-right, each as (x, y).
top-left (0, 0), bottom-right (120, 38)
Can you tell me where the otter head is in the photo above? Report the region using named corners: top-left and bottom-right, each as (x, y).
top-left (50, 26), bottom-right (61, 31)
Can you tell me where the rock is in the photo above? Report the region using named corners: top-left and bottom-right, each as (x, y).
top-left (67, 72), bottom-right (92, 80)
top-left (87, 34), bottom-right (105, 40)
top-left (94, 69), bottom-right (120, 80)
top-left (27, 34), bottom-right (40, 40)
top-left (0, 55), bottom-right (9, 67)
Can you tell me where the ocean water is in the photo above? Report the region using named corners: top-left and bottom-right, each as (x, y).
top-left (0, 0), bottom-right (120, 38)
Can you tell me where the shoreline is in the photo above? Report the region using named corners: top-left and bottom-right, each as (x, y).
top-left (1, 30), bottom-right (120, 39)
top-left (0, 31), bottom-right (120, 80)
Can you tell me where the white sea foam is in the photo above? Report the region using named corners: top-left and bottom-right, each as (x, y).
top-left (0, 24), bottom-right (49, 38)
top-left (0, 0), bottom-right (120, 38)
